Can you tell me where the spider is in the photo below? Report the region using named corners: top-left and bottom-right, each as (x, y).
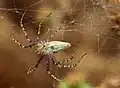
top-left (12, 7), bottom-right (87, 82)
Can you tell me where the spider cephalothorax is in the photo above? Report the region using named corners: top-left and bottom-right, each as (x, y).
top-left (12, 6), bottom-right (87, 82)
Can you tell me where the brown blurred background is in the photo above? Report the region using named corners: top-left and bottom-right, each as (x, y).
top-left (0, 0), bottom-right (120, 88)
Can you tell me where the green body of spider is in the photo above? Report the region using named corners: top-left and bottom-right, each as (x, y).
top-left (36, 41), bottom-right (71, 54)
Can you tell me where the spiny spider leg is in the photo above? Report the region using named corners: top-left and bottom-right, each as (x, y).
top-left (50, 53), bottom-right (87, 68)
top-left (20, 7), bottom-right (33, 43)
top-left (46, 58), bottom-right (62, 82)
top-left (37, 13), bottom-right (52, 41)
top-left (27, 55), bottom-right (44, 74)
top-left (49, 54), bottom-right (74, 68)
top-left (12, 32), bottom-right (35, 48)
top-left (61, 53), bottom-right (87, 68)
top-left (58, 56), bottom-right (74, 64)
top-left (58, 46), bottom-right (76, 64)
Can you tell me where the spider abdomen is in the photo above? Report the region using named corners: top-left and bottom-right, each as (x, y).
top-left (45, 41), bottom-right (71, 54)
top-left (36, 41), bottom-right (71, 54)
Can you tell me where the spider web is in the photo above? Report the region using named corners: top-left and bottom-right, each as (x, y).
top-left (57, 0), bottom-right (120, 56)
top-left (48, 0), bottom-right (120, 56)
top-left (1, 0), bottom-right (120, 87)
top-left (1, 0), bottom-right (120, 72)
top-left (0, 0), bottom-right (120, 56)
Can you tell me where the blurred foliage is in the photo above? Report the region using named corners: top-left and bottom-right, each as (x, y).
top-left (58, 79), bottom-right (93, 88)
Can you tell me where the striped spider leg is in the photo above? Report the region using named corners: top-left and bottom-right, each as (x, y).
top-left (12, 7), bottom-right (37, 49)
top-left (37, 12), bottom-right (52, 41)
top-left (20, 0), bottom-right (45, 43)
top-left (20, 7), bottom-right (51, 42)
top-left (46, 57), bottom-right (62, 82)
top-left (12, 31), bottom-right (36, 48)
top-left (27, 55), bottom-right (44, 75)
top-left (49, 52), bottom-right (87, 68)
top-left (20, 7), bottom-right (33, 43)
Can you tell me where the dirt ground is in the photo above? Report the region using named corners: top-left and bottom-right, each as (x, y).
top-left (0, 0), bottom-right (120, 88)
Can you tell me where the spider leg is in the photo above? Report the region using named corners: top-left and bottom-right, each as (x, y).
top-left (37, 13), bottom-right (52, 41)
top-left (12, 32), bottom-right (35, 48)
top-left (60, 53), bottom-right (87, 68)
top-left (27, 55), bottom-right (44, 74)
top-left (49, 54), bottom-right (74, 68)
top-left (50, 53), bottom-right (87, 68)
top-left (46, 58), bottom-right (62, 82)
top-left (20, 7), bottom-right (33, 43)
top-left (58, 55), bottom-right (74, 64)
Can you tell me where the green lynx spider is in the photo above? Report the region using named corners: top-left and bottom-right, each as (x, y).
top-left (12, 7), bottom-right (87, 81)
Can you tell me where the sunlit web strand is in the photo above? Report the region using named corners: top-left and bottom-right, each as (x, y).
top-left (48, 28), bottom-right (120, 41)
top-left (0, 7), bottom-right (94, 13)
